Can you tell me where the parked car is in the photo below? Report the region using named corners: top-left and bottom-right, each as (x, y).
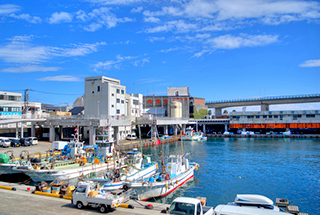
top-left (0, 137), bottom-right (11, 148)
top-left (9, 138), bottom-right (20, 147)
top-left (19, 138), bottom-right (31, 146)
top-left (126, 133), bottom-right (137, 140)
top-left (27, 137), bottom-right (38, 145)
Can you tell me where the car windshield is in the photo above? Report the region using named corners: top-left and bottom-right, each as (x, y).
top-left (168, 202), bottom-right (195, 215)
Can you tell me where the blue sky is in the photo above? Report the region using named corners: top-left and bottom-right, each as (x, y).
top-left (0, 0), bottom-right (319, 111)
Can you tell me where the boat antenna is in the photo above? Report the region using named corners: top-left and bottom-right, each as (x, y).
top-left (181, 125), bottom-right (183, 156)
top-left (137, 117), bottom-right (143, 154)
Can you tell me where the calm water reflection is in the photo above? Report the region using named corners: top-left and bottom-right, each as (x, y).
top-left (142, 138), bottom-right (320, 215)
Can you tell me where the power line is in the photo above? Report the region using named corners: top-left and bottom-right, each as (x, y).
top-left (30, 89), bottom-right (82, 96)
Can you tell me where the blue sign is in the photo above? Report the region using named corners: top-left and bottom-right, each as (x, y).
top-left (0, 112), bottom-right (22, 116)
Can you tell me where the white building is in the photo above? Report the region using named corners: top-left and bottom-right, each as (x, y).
top-left (0, 91), bottom-right (23, 118)
top-left (126, 93), bottom-right (143, 121)
top-left (84, 76), bottom-right (126, 116)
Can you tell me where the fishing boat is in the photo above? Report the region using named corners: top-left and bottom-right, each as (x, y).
top-left (123, 153), bottom-right (199, 201)
top-left (93, 149), bottom-right (158, 190)
top-left (11, 140), bottom-right (123, 182)
top-left (183, 127), bottom-right (203, 141)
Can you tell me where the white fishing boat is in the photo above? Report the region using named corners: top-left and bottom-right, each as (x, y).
top-left (214, 194), bottom-right (287, 215)
top-left (183, 127), bottom-right (203, 141)
top-left (124, 154), bottom-right (199, 201)
top-left (94, 149), bottom-right (158, 190)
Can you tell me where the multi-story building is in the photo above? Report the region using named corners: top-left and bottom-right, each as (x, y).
top-left (126, 93), bottom-right (143, 121)
top-left (84, 76), bottom-right (126, 116)
top-left (143, 87), bottom-right (207, 119)
top-left (0, 91), bottom-right (22, 118)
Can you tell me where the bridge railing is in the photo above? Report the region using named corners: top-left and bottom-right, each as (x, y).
top-left (206, 93), bottom-right (320, 104)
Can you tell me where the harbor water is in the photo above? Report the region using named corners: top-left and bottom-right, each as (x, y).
top-left (143, 137), bottom-right (320, 215)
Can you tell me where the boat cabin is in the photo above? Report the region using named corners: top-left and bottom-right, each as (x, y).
top-left (166, 155), bottom-right (188, 176)
top-left (96, 135), bottom-right (114, 158)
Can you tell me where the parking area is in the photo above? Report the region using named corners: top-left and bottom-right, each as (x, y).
top-left (0, 141), bottom-right (52, 157)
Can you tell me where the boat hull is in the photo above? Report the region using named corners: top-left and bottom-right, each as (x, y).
top-left (130, 164), bottom-right (196, 201)
top-left (14, 162), bottom-right (116, 182)
top-left (101, 162), bottom-right (158, 190)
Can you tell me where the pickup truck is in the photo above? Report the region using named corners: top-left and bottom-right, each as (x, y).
top-left (167, 197), bottom-right (214, 215)
top-left (72, 181), bottom-right (124, 213)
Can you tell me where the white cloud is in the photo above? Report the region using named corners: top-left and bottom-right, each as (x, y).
top-left (0, 4), bottom-right (42, 23)
top-left (159, 47), bottom-right (179, 53)
top-left (9, 13), bottom-right (42, 23)
top-left (49, 12), bottom-right (73, 24)
top-left (207, 34), bottom-right (279, 49)
top-left (142, 0), bottom-right (320, 28)
top-left (144, 16), bottom-right (160, 23)
top-left (146, 36), bottom-right (165, 43)
top-left (299, 59), bottom-right (320, 67)
top-left (85, 0), bottom-right (148, 5)
top-left (94, 54), bottom-right (148, 70)
top-left (37, 75), bottom-right (82, 82)
top-left (76, 7), bottom-right (134, 31)
top-left (131, 6), bottom-right (143, 13)
top-left (145, 20), bottom-right (197, 33)
top-left (192, 49), bottom-right (210, 58)
top-left (0, 36), bottom-right (106, 64)
top-left (0, 4), bottom-right (20, 15)
top-left (0, 65), bottom-right (63, 73)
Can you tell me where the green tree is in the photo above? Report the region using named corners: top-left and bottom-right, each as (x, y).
top-left (208, 110), bottom-right (212, 116)
top-left (223, 110), bottom-right (228, 114)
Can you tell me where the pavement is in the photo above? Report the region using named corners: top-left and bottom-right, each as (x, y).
top-left (0, 182), bottom-right (169, 215)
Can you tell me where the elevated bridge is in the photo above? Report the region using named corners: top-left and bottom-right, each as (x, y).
top-left (206, 94), bottom-right (320, 116)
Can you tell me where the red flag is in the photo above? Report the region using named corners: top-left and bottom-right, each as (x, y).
top-left (74, 127), bottom-right (78, 131)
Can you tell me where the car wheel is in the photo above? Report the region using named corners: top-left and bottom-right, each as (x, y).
top-left (99, 205), bottom-right (107, 213)
top-left (76, 201), bottom-right (83, 209)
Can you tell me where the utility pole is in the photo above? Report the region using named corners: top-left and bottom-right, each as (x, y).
top-left (23, 89), bottom-right (30, 114)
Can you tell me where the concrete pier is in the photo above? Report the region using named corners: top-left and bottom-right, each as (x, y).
top-left (0, 181), bottom-right (169, 215)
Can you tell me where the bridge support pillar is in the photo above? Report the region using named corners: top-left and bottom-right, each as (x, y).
top-left (182, 124), bottom-right (186, 134)
top-left (203, 124), bottom-right (206, 134)
top-left (164, 125), bottom-right (168, 135)
top-left (16, 123), bottom-right (19, 138)
top-left (31, 123), bottom-right (36, 137)
top-left (215, 108), bottom-right (222, 117)
top-left (108, 127), bottom-right (113, 142)
top-left (20, 123), bottom-right (24, 138)
top-left (49, 125), bottom-right (55, 142)
top-left (174, 125), bottom-right (178, 136)
top-left (261, 104), bottom-right (269, 111)
top-left (59, 126), bottom-right (64, 140)
top-left (89, 125), bottom-right (96, 145)
top-left (225, 124), bottom-right (228, 131)
top-left (114, 126), bottom-right (119, 145)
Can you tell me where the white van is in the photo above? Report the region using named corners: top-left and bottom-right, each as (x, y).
top-left (0, 137), bottom-right (11, 148)
top-left (27, 137), bottom-right (38, 145)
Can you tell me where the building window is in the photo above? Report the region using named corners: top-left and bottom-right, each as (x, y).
top-left (175, 91), bottom-right (179, 96)
top-left (255, 116), bottom-right (260, 118)
top-left (247, 116), bottom-right (254, 119)
top-left (263, 115), bottom-right (267, 118)
top-left (112, 105), bottom-right (114, 108)
top-left (112, 93), bottom-right (114, 96)
top-left (132, 110), bottom-right (134, 113)
top-left (92, 91), bottom-right (94, 94)
top-left (97, 86), bottom-right (100, 92)
top-left (274, 115), bottom-right (278, 118)
top-left (268, 115), bottom-right (272, 118)
top-left (0, 95), bottom-right (4, 100)
top-left (116, 89), bottom-right (120, 93)
top-left (117, 99), bottom-right (120, 103)
top-left (116, 109), bottom-right (120, 114)
top-left (121, 100), bottom-right (124, 104)
top-left (8, 96), bottom-right (15, 101)
top-left (121, 90), bottom-right (124, 94)
top-left (133, 100), bottom-right (139, 105)
top-left (306, 114), bottom-right (315, 118)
